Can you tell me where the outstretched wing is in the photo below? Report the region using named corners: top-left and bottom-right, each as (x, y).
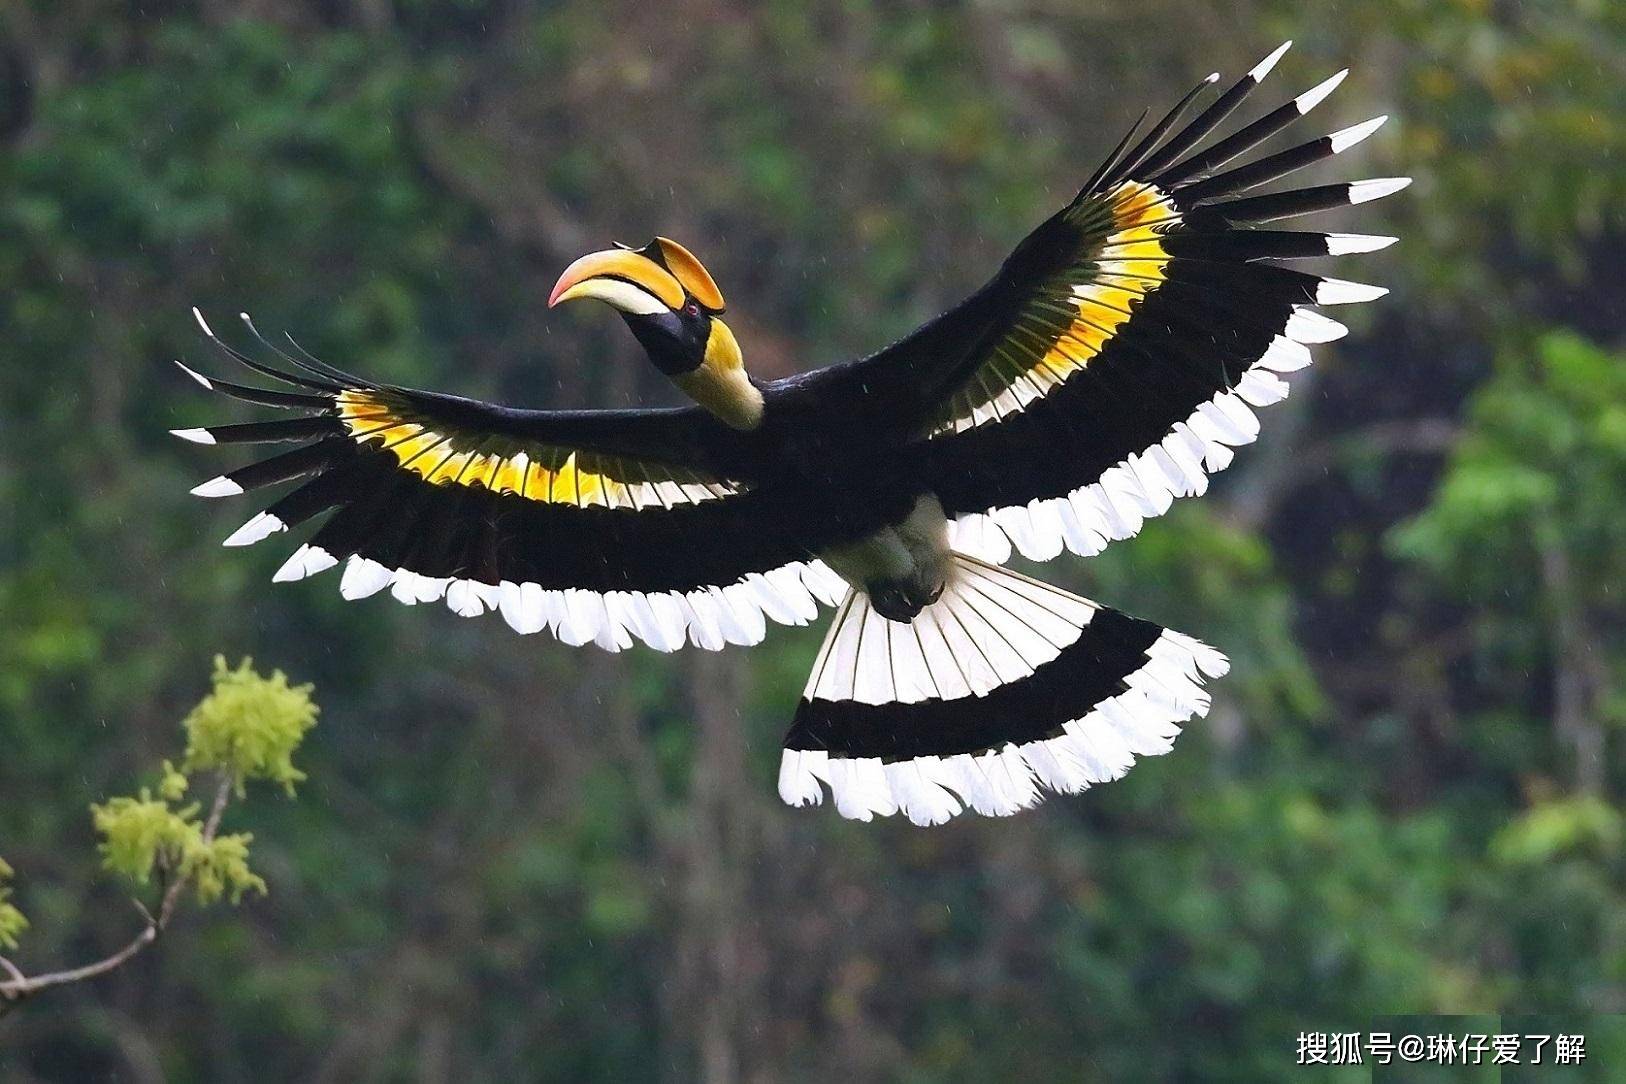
top-left (822, 41), bottom-right (1406, 563)
top-left (171, 312), bottom-right (847, 651)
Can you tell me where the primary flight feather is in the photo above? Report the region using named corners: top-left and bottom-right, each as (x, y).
top-left (173, 42), bottom-right (1405, 825)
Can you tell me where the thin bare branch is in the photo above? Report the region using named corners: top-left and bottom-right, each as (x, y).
top-left (1, 926), bottom-right (158, 1002)
top-left (0, 771), bottom-right (236, 1011)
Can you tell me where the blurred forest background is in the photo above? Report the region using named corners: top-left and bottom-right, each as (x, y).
top-left (1, 1), bottom-right (1623, 1080)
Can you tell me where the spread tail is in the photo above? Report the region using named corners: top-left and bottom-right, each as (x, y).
top-left (777, 554), bottom-right (1227, 825)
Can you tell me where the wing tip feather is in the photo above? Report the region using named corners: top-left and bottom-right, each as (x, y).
top-left (191, 305), bottom-right (216, 339)
top-left (1348, 176), bottom-right (1413, 204)
top-left (173, 359), bottom-right (214, 390)
top-left (190, 475), bottom-right (243, 498)
top-left (1249, 40), bottom-right (1293, 82)
top-left (1293, 69), bottom-right (1348, 114)
top-left (1328, 115), bottom-right (1388, 153)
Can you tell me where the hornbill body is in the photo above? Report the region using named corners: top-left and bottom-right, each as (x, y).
top-left (174, 43), bottom-right (1405, 824)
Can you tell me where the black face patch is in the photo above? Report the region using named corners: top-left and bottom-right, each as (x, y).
top-left (623, 305), bottom-right (710, 376)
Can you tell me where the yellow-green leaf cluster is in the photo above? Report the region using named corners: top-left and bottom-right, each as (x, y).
top-left (87, 658), bottom-right (314, 912)
top-left (180, 656), bottom-right (319, 795)
top-left (188, 831), bottom-right (266, 906)
top-left (90, 791), bottom-right (266, 906)
top-left (91, 790), bottom-right (201, 887)
top-left (0, 857), bottom-right (28, 952)
top-left (157, 760), bottom-right (189, 802)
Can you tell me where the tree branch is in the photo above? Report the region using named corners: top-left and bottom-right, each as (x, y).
top-left (0, 771), bottom-right (235, 1014)
top-left (1535, 512), bottom-right (1606, 794)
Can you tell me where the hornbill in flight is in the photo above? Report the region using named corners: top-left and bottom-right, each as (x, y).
top-left (173, 42), bottom-right (1404, 825)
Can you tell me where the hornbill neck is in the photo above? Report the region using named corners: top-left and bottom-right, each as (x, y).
top-left (677, 318), bottom-right (764, 431)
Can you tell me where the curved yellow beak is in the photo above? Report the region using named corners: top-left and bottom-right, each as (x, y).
top-left (548, 248), bottom-right (686, 313)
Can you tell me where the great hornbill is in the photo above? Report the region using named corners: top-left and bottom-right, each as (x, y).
top-left (173, 42), bottom-right (1404, 825)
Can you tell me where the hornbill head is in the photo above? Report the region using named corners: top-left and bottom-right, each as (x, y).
top-left (549, 237), bottom-right (761, 429)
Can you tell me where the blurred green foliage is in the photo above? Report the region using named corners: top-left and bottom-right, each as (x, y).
top-left (0, 1), bottom-right (1622, 1080)
top-left (1393, 331), bottom-right (1626, 628)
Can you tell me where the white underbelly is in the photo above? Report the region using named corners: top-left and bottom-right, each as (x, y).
top-left (819, 495), bottom-right (950, 595)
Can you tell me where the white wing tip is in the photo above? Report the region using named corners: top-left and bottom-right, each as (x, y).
top-left (1326, 232), bottom-right (1399, 255)
top-left (272, 544), bottom-right (337, 583)
top-left (1250, 41), bottom-right (1293, 81)
top-left (446, 580), bottom-right (500, 619)
top-left (1294, 69), bottom-right (1348, 113)
top-left (1317, 277), bottom-right (1389, 304)
top-left (1204, 71), bottom-right (1221, 85)
top-left (189, 475), bottom-right (242, 498)
top-left (222, 511), bottom-right (285, 547)
top-left (1328, 114), bottom-right (1387, 153)
top-left (169, 427), bottom-right (215, 445)
top-left (1284, 307), bottom-right (1349, 343)
top-left (339, 557), bottom-right (394, 600)
top-left (1349, 176), bottom-right (1413, 204)
top-left (173, 360), bottom-right (214, 390)
top-left (190, 306), bottom-right (216, 338)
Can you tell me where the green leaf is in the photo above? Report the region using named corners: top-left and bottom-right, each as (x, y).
top-left (0, 857), bottom-right (28, 952)
top-left (90, 790), bottom-right (267, 908)
top-left (187, 832), bottom-right (268, 907)
top-left (1492, 796), bottom-right (1624, 867)
top-left (181, 657), bottom-right (319, 796)
top-left (91, 791), bottom-right (204, 887)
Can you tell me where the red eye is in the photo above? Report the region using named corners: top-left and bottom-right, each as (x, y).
top-left (684, 301), bottom-right (700, 317)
